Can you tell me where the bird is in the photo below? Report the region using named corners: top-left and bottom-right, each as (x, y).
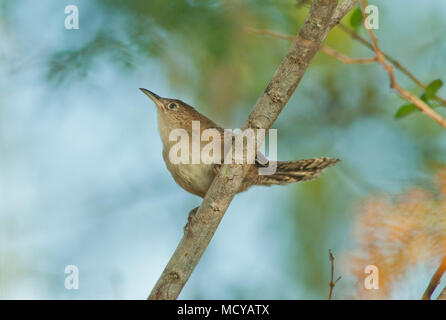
top-left (140, 88), bottom-right (339, 230)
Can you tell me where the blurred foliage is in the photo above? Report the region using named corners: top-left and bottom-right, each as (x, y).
top-left (346, 168), bottom-right (446, 299)
top-left (46, 0), bottom-right (313, 121)
top-left (48, 31), bottom-right (134, 84)
top-left (349, 7), bottom-right (363, 30)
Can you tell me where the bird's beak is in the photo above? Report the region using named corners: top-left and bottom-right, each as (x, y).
top-left (139, 88), bottom-right (164, 110)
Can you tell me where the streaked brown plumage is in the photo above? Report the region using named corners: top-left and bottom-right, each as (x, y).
top-left (140, 88), bottom-right (339, 198)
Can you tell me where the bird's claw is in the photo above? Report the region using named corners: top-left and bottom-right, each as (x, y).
top-left (213, 164), bottom-right (222, 175)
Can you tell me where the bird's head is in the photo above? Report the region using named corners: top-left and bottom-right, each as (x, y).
top-left (140, 88), bottom-right (218, 143)
top-left (139, 88), bottom-right (195, 123)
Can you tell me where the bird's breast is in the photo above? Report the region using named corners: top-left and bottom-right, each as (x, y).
top-left (162, 149), bottom-right (215, 198)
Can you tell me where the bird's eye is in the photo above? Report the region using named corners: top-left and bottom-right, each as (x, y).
top-left (168, 103), bottom-right (177, 110)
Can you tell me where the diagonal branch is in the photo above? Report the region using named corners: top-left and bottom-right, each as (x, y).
top-left (147, 0), bottom-right (351, 300)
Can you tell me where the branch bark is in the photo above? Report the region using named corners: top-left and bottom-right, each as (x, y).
top-left (148, 0), bottom-right (353, 300)
top-left (328, 0), bottom-right (359, 29)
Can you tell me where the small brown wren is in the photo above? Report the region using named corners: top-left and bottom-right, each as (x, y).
top-left (140, 88), bottom-right (340, 200)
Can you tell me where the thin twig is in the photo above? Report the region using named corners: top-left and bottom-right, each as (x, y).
top-left (246, 27), bottom-right (377, 65)
top-left (422, 256), bottom-right (446, 300)
top-left (147, 0), bottom-right (345, 300)
top-left (337, 23), bottom-right (446, 107)
top-left (359, 0), bottom-right (446, 129)
top-left (437, 286), bottom-right (446, 300)
top-left (245, 27), bottom-right (293, 41)
top-left (247, 24), bottom-right (446, 107)
top-left (320, 45), bottom-right (377, 64)
top-left (328, 249), bottom-right (342, 300)
top-left (337, 24), bottom-right (424, 87)
top-left (247, 25), bottom-right (446, 128)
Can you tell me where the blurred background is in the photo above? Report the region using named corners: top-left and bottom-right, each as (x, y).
top-left (1, 0), bottom-right (445, 299)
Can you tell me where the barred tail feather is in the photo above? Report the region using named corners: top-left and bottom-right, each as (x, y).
top-left (257, 157), bottom-right (340, 186)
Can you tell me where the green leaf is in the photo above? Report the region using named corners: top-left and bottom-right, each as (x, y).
top-left (395, 104), bottom-right (419, 119)
top-left (350, 8), bottom-right (363, 29)
top-left (424, 79), bottom-right (443, 100)
top-left (420, 93), bottom-right (437, 107)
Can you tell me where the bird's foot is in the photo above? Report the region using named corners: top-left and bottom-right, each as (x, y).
top-left (213, 164), bottom-right (222, 175)
top-left (183, 206), bottom-right (199, 236)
